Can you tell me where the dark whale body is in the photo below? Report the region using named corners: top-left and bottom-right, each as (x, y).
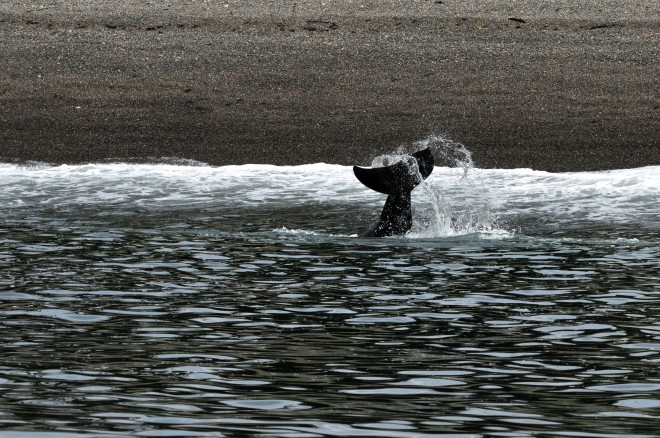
top-left (354, 148), bottom-right (434, 237)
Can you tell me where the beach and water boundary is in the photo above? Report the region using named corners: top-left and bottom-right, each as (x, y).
top-left (1, 1), bottom-right (658, 172)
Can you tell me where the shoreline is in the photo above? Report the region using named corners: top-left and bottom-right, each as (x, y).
top-left (1, 2), bottom-right (658, 172)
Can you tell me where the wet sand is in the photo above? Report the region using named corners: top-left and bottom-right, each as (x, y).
top-left (1, 1), bottom-right (658, 171)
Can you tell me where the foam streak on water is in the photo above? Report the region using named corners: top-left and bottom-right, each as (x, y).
top-left (1, 162), bottom-right (657, 235)
top-left (0, 160), bottom-right (659, 437)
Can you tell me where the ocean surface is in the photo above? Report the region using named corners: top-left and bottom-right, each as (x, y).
top-left (1, 145), bottom-right (659, 437)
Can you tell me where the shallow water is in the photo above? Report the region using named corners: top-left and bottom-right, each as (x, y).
top-left (0, 160), bottom-right (659, 437)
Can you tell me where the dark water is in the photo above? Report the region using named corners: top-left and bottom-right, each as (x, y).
top-left (1, 162), bottom-right (659, 437)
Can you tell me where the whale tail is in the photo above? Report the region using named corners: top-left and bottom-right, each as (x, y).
top-left (353, 148), bottom-right (434, 237)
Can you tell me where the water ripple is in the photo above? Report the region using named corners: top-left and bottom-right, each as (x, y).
top-left (0, 166), bottom-right (658, 436)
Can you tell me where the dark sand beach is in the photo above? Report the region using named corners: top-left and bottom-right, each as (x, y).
top-left (1, 1), bottom-right (658, 171)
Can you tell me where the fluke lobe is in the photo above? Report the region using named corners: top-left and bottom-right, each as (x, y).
top-left (354, 148), bottom-right (434, 237)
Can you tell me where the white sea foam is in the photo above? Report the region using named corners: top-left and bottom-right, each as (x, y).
top-left (0, 162), bottom-right (364, 209)
top-left (273, 227), bottom-right (321, 236)
top-left (474, 166), bottom-right (660, 225)
top-left (0, 161), bottom-right (658, 237)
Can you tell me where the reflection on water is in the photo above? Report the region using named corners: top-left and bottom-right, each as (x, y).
top-left (1, 200), bottom-right (659, 437)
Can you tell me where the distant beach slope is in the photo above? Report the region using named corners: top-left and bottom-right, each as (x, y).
top-left (1, 1), bottom-right (658, 171)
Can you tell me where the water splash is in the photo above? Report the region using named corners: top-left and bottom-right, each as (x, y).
top-left (370, 153), bottom-right (417, 170)
top-left (406, 135), bottom-right (503, 238)
top-left (413, 134), bottom-right (474, 177)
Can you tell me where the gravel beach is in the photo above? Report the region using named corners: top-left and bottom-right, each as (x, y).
top-left (1, 1), bottom-right (658, 171)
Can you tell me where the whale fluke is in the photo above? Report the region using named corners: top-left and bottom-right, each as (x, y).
top-left (354, 148), bottom-right (434, 237)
